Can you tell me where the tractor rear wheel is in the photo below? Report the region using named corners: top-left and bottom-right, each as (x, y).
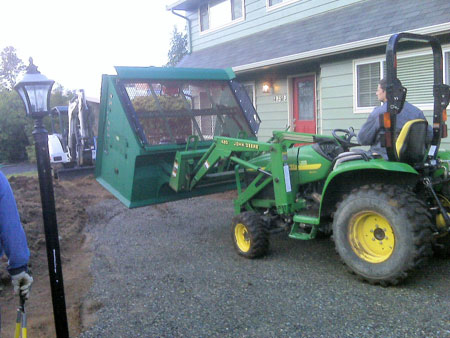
top-left (231, 211), bottom-right (269, 258)
top-left (332, 184), bottom-right (433, 286)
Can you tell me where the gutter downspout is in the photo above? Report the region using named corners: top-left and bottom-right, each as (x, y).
top-left (171, 10), bottom-right (192, 54)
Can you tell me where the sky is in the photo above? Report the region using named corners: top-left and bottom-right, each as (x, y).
top-left (0, 0), bottom-right (185, 99)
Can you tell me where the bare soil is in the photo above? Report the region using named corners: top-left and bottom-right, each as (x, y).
top-left (0, 174), bottom-right (113, 337)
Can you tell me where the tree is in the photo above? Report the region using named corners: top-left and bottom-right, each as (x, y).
top-left (0, 47), bottom-right (30, 162)
top-left (0, 90), bottom-right (32, 162)
top-left (51, 83), bottom-right (76, 107)
top-left (166, 26), bottom-right (188, 67)
top-left (0, 46), bottom-right (25, 90)
top-left (0, 46), bottom-right (77, 162)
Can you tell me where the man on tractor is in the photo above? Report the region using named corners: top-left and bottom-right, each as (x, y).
top-left (357, 78), bottom-right (433, 159)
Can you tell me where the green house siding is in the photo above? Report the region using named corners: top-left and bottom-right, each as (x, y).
top-left (320, 61), bottom-right (356, 135)
top-left (249, 73), bottom-right (324, 140)
top-left (187, 0), bottom-right (366, 52)
top-left (254, 77), bottom-right (289, 140)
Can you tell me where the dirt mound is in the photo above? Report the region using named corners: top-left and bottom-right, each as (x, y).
top-left (0, 174), bottom-right (112, 337)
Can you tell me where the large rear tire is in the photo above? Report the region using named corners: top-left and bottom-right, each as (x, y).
top-left (332, 184), bottom-right (433, 286)
top-left (231, 211), bottom-right (269, 259)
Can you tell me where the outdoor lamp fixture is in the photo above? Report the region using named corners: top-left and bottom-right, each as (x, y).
top-left (262, 81), bottom-right (272, 94)
top-left (14, 59), bottom-right (54, 117)
top-left (14, 58), bottom-right (69, 338)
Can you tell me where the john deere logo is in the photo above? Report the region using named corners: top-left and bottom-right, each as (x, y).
top-left (233, 141), bottom-right (259, 150)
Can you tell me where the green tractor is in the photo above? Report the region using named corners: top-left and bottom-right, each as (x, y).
top-left (96, 33), bottom-right (450, 285)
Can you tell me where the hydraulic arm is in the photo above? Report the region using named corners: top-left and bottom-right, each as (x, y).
top-left (169, 131), bottom-right (322, 220)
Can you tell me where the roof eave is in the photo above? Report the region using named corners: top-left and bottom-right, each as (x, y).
top-left (233, 22), bottom-right (450, 73)
top-left (166, 0), bottom-right (199, 11)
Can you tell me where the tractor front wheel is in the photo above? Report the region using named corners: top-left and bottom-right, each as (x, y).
top-left (231, 211), bottom-right (269, 258)
top-left (332, 184), bottom-right (433, 285)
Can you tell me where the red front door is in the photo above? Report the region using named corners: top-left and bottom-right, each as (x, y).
top-left (293, 76), bottom-right (316, 134)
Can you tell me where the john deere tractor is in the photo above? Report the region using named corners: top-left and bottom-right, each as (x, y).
top-left (96, 33), bottom-right (450, 285)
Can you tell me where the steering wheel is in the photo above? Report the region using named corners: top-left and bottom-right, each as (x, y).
top-left (332, 127), bottom-right (360, 149)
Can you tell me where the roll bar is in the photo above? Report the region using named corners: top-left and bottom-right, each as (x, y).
top-left (381, 32), bottom-right (450, 161)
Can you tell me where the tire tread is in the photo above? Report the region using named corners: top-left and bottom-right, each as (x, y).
top-left (231, 211), bottom-right (269, 259)
top-left (333, 184), bottom-right (433, 285)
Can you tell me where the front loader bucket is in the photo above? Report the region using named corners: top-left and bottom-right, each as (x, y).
top-left (95, 67), bottom-right (260, 208)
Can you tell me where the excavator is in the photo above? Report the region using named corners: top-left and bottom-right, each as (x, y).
top-left (48, 89), bottom-right (97, 178)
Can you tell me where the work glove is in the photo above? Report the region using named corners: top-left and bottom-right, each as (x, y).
top-left (11, 271), bottom-right (33, 300)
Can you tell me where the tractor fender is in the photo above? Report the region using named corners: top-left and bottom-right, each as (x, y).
top-left (319, 159), bottom-right (419, 217)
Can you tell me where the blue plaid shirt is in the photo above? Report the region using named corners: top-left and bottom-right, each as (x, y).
top-left (357, 101), bottom-right (433, 159)
top-left (0, 172), bottom-right (29, 275)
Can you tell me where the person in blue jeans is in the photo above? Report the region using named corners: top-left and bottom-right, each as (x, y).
top-left (0, 171), bottom-right (33, 299)
top-left (358, 78), bottom-right (433, 159)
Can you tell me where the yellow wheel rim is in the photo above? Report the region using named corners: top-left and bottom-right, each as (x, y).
top-left (436, 195), bottom-right (450, 234)
top-left (235, 223), bottom-right (251, 252)
top-left (348, 211), bottom-right (395, 263)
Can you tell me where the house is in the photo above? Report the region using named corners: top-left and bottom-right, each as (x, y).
top-left (167, 0), bottom-right (450, 147)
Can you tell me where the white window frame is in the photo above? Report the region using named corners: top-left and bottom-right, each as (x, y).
top-left (242, 81), bottom-right (256, 109)
top-left (353, 47), bottom-right (450, 114)
top-left (444, 47), bottom-right (450, 86)
top-left (198, 0), bottom-right (245, 34)
top-left (266, 0), bottom-right (301, 11)
top-left (353, 56), bottom-right (385, 114)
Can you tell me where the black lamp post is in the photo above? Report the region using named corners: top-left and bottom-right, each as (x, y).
top-left (14, 58), bottom-right (69, 338)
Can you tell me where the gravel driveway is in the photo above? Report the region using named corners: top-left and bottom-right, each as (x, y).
top-left (79, 195), bottom-right (450, 338)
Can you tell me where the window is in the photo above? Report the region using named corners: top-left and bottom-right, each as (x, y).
top-left (269, 0), bottom-right (283, 5)
top-left (267, 0), bottom-right (300, 9)
top-left (446, 51), bottom-right (450, 84)
top-left (199, 0), bottom-right (244, 32)
top-left (355, 52), bottom-right (435, 112)
top-left (200, 4), bottom-right (209, 31)
top-left (357, 62), bottom-right (380, 107)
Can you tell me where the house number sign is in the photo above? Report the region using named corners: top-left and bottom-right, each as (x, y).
top-left (273, 94), bottom-right (287, 102)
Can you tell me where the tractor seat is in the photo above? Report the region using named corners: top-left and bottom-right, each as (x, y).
top-left (396, 119), bottom-right (428, 165)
